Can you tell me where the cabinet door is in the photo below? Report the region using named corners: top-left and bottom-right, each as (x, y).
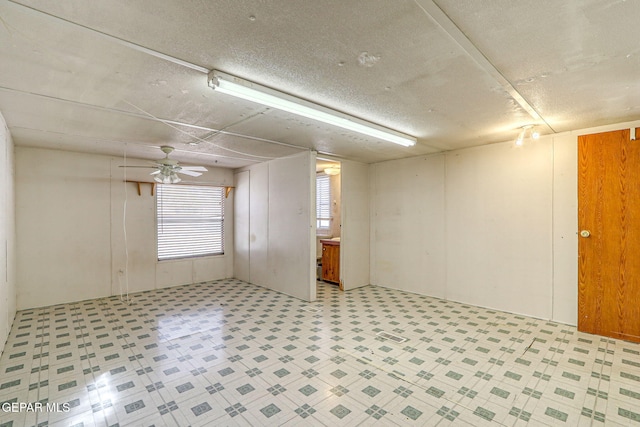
top-left (322, 244), bottom-right (340, 283)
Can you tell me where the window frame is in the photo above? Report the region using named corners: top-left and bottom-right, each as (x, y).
top-left (156, 184), bottom-right (225, 261)
top-left (316, 172), bottom-right (332, 235)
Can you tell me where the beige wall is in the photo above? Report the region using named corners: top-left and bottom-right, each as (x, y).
top-left (15, 146), bottom-right (234, 310)
top-left (0, 113), bottom-right (16, 356)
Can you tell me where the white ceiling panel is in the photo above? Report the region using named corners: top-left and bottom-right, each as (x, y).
top-left (0, 0), bottom-right (638, 168)
top-left (434, 0), bottom-right (640, 131)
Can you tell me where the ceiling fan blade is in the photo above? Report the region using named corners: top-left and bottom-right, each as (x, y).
top-left (119, 165), bottom-right (158, 169)
top-left (150, 170), bottom-right (161, 175)
top-left (180, 166), bottom-right (208, 172)
top-left (177, 169), bottom-right (203, 177)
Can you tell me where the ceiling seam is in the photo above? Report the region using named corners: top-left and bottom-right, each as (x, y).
top-left (8, 125), bottom-right (264, 163)
top-left (0, 86), bottom-right (308, 152)
top-left (3, 2), bottom-right (332, 158)
top-left (7, 0), bottom-right (210, 74)
top-left (4, 2), bottom-right (338, 161)
top-left (414, 0), bottom-right (557, 134)
top-left (7, 0), bottom-right (454, 159)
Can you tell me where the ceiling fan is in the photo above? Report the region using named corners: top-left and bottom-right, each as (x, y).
top-left (123, 145), bottom-right (208, 184)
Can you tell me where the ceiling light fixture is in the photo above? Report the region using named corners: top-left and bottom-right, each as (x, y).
top-left (154, 168), bottom-right (182, 184)
top-left (324, 166), bottom-right (341, 176)
top-left (208, 70), bottom-right (417, 147)
top-left (515, 125), bottom-right (540, 147)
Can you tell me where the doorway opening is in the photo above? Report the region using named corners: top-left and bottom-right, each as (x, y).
top-left (316, 159), bottom-right (341, 286)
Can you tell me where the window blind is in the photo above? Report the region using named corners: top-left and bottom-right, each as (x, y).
top-left (316, 173), bottom-right (331, 231)
top-left (157, 184), bottom-right (224, 260)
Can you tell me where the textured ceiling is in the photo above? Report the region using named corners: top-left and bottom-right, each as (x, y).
top-left (0, 0), bottom-right (638, 168)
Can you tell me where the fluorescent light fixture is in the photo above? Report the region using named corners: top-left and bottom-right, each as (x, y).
top-left (208, 70), bottom-right (417, 147)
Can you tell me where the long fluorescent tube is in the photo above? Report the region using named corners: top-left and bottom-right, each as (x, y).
top-left (208, 70), bottom-right (417, 147)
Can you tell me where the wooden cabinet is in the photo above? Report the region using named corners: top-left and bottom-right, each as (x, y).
top-left (320, 239), bottom-right (340, 284)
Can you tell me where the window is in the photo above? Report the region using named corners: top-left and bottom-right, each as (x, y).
top-left (316, 173), bottom-right (331, 234)
top-left (156, 184), bottom-right (224, 260)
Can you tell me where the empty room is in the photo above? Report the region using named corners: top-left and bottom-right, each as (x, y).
top-left (1, 1), bottom-right (640, 426)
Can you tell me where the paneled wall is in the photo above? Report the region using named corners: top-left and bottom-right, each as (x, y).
top-left (370, 155), bottom-right (447, 298)
top-left (0, 113), bottom-right (16, 356)
top-left (370, 130), bottom-right (580, 323)
top-left (370, 121), bottom-right (640, 325)
top-left (234, 151), bottom-right (316, 302)
top-left (15, 147), bottom-right (234, 310)
top-left (339, 160), bottom-right (370, 291)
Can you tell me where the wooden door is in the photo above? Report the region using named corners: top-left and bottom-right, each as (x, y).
top-left (578, 128), bottom-right (640, 343)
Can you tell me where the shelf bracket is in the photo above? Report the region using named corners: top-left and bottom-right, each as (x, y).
top-left (125, 180), bottom-right (156, 196)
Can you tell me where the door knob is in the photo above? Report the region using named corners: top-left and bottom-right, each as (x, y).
top-left (580, 230), bottom-right (591, 238)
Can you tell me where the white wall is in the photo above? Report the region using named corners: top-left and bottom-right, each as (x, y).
top-left (370, 137), bottom-right (560, 321)
top-left (0, 113), bottom-right (16, 356)
top-left (233, 170), bottom-right (250, 282)
top-left (371, 155), bottom-right (447, 297)
top-left (340, 160), bottom-right (370, 290)
top-left (329, 173), bottom-right (341, 238)
top-left (16, 146), bottom-right (234, 309)
top-left (551, 132), bottom-right (579, 324)
top-left (371, 120), bottom-right (640, 325)
top-left (445, 140), bottom-right (554, 319)
top-left (247, 161), bottom-right (270, 284)
top-left (234, 151), bottom-right (316, 301)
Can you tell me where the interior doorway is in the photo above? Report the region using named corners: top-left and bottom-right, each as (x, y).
top-left (315, 159), bottom-right (341, 286)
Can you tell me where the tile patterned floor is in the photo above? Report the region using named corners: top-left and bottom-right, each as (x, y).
top-left (1, 279), bottom-right (639, 426)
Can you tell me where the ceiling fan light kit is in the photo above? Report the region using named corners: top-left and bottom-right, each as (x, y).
top-left (122, 145), bottom-right (208, 184)
top-left (207, 70), bottom-right (417, 148)
top-left (154, 173), bottom-right (182, 184)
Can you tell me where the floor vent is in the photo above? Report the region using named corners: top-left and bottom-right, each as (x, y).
top-left (301, 307), bottom-right (321, 313)
top-left (376, 331), bottom-right (408, 343)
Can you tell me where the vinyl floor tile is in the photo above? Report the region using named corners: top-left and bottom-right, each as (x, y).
top-left (1, 279), bottom-right (640, 426)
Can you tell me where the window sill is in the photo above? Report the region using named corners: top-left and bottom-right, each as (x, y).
top-left (158, 253), bottom-right (225, 263)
